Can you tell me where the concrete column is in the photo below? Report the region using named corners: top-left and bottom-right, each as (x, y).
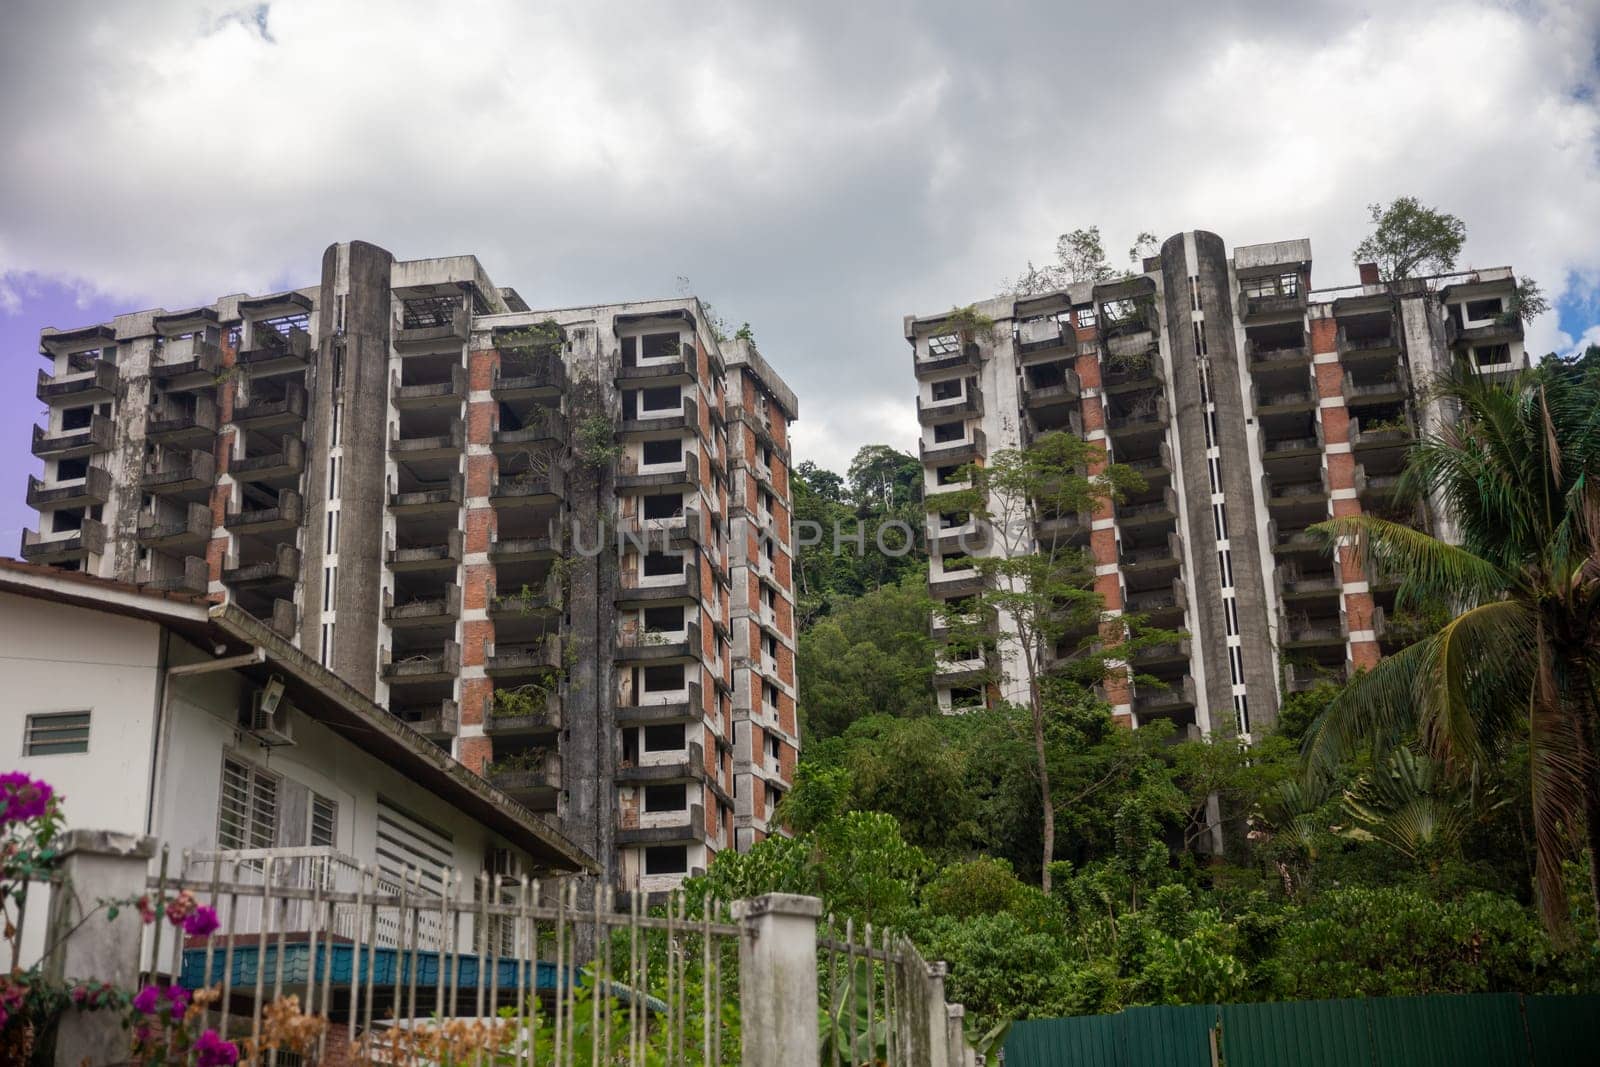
top-left (924, 960), bottom-right (953, 1067)
top-left (43, 829), bottom-right (157, 1067)
top-left (946, 1002), bottom-right (973, 1066)
top-left (733, 893), bottom-right (822, 1067)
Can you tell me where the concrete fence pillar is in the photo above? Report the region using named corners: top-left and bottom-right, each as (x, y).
top-left (924, 960), bottom-right (952, 1067)
top-left (43, 829), bottom-right (157, 1067)
top-left (947, 1002), bottom-right (977, 1066)
top-left (733, 892), bottom-right (823, 1067)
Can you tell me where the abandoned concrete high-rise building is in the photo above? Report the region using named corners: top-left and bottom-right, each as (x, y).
top-left (20, 239), bottom-right (800, 894)
top-left (908, 232), bottom-right (1529, 740)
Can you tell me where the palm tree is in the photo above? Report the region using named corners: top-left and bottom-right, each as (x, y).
top-left (1302, 368), bottom-right (1600, 929)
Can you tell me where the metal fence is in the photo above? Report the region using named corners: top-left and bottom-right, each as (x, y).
top-left (1002, 994), bottom-right (1600, 1067)
top-left (36, 832), bottom-right (981, 1066)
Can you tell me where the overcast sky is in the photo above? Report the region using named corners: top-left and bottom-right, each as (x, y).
top-left (3, 0), bottom-right (1599, 544)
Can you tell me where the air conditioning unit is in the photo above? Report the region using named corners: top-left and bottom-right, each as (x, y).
top-left (241, 675), bottom-right (295, 747)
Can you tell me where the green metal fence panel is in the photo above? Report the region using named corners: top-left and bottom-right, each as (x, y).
top-left (1005, 1012), bottom-right (1125, 1067)
top-left (1220, 997), bottom-right (1371, 1067)
top-left (1523, 994), bottom-right (1600, 1066)
top-left (1367, 994), bottom-right (1530, 1067)
top-left (1117, 1004), bottom-right (1217, 1067)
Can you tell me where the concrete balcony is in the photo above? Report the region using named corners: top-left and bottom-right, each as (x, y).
top-left (142, 450), bottom-right (217, 494)
top-left (1120, 532), bottom-right (1183, 576)
top-left (20, 519), bottom-right (105, 564)
top-left (932, 517), bottom-right (988, 557)
top-left (224, 489), bottom-right (303, 533)
top-left (1117, 487), bottom-right (1179, 529)
top-left (486, 637), bottom-right (564, 680)
top-left (1276, 566), bottom-right (1340, 602)
top-left (1279, 613), bottom-right (1348, 649)
top-left (1238, 289), bottom-right (1306, 322)
top-left (616, 564), bottom-right (701, 608)
top-left (483, 689), bottom-right (562, 739)
top-left (489, 468), bottom-right (565, 507)
top-left (1447, 319), bottom-right (1523, 348)
top-left (486, 756), bottom-right (560, 812)
top-left (616, 683), bottom-right (705, 726)
top-left (621, 397), bottom-right (698, 438)
top-left (388, 529), bottom-right (465, 572)
top-left (1106, 397), bottom-right (1170, 439)
top-left (617, 741), bottom-right (707, 786)
top-left (1350, 415), bottom-right (1415, 451)
top-left (1021, 369), bottom-right (1081, 411)
top-left (389, 474), bottom-right (463, 515)
top-left (1337, 327), bottom-right (1402, 364)
top-left (1124, 442), bottom-right (1174, 485)
top-left (916, 392), bottom-right (983, 425)
top-left (1342, 371), bottom-right (1408, 408)
top-left (617, 803), bottom-right (707, 848)
top-left (488, 533), bottom-right (559, 563)
top-left (1034, 508), bottom-right (1091, 545)
top-left (914, 339), bottom-right (983, 377)
top-left (382, 639), bottom-right (461, 684)
top-left (33, 415), bottom-right (113, 460)
top-left (1355, 464), bottom-right (1403, 504)
top-left (919, 428), bottom-right (986, 467)
top-left (617, 452), bottom-right (700, 494)
top-left (150, 338), bottom-right (222, 387)
top-left (488, 580), bottom-right (563, 621)
top-left (492, 413), bottom-right (567, 453)
top-left (1270, 521), bottom-right (1324, 558)
top-left (138, 501), bottom-right (213, 549)
top-left (147, 395), bottom-right (219, 445)
top-left (37, 361), bottom-right (117, 404)
top-left (1133, 676), bottom-right (1197, 717)
top-left (136, 554), bottom-right (209, 595)
top-left (234, 384), bottom-right (308, 430)
top-left (492, 351), bottom-right (566, 400)
top-left (384, 583), bottom-right (462, 628)
top-left (231, 435), bottom-right (306, 484)
top-left (615, 622), bottom-right (702, 665)
top-left (617, 508), bottom-right (703, 552)
top-left (237, 327), bottom-right (311, 375)
top-left (392, 306), bottom-right (468, 353)
top-left (1263, 472), bottom-right (1328, 510)
top-left (391, 364), bottom-right (467, 410)
top-left (1252, 384), bottom-right (1317, 416)
top-left (617, 347), bottom-right (699, 386)
top-left (1124, 579), bottom-right (1187, 626)
top-left (389, 420), bottom-right (464, 462)
top-left (26, 467), bottom-right (110, 511)
top-left (223, 543), bottom-right (302, 587)
top-left (1131, 638), bottom-right (1191, 669)
top-left (1246, 342), bottom-right (1310, 374)
top-left (1285, 661), bottom-right (1346, 694)
top-left (1015, 317), bottom-right (1072, 361)
top-left (393, 699), bottom-right (460, 744)
top-left (1100, 341), bottom-right (1165, 394)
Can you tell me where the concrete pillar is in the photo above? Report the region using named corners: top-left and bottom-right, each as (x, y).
top-left (946, 1002), bottom-right (974, 1067)
top-left (924, 960), bottom-right (953, 1067)
top-left (733, 893), bottom-right (822, 1067)
top-left (43, 830), bottom-right (157, 1067)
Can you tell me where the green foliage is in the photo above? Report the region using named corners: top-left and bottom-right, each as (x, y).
top-left (941, 303), bottom-right (997, 342)
top-left (575, 413), bottom-right (620, 468)
top-left (1353, 196), bottom-right (1467, 280)
top-left (797, 575), bottom-right (937, 740)
top-left (1504, 276), bottom-right (1550, 324)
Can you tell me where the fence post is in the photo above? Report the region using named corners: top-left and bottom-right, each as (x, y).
top-left (947, 1002), bottom-right (975, 1066)
top-left (923, 960), bottom-right (952, 1067)
top-left (43, 829), bottom-right (157, 1067)
top-left (733, 892), bottom-right (823, 1067)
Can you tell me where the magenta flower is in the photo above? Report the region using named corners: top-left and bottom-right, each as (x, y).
top-left (0, 772), bottom-right (52, 825)
top-left (195, 1029), bottom-right (240, 1067)
top-left (183, 905), bottom-right (220, 938)
top-left (137, 894), bottom-right (157, 924)
top-left (131, 984), bottom-right (160, 1015)
top-left (165, 889), bottom-right (196, 925)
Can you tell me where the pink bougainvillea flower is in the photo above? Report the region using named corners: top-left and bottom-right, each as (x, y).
top-left (165, 888), bottom-right (197, 925)
top-left (131, 982), bottom-right (189, 1019)
top-left (137, 894), bottom-right (158, 924)
top-left (195, 1029), bottom-right (240, 1067)
top-left (0, 772), bottom-right (52, 824)
top-left (131, 984), bottom-right (161, 1015)
top-left (183, 905), bottom-right (220, 938)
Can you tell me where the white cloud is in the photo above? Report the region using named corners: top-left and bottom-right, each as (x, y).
top-left (1, 0), bottom-right (1597, 470)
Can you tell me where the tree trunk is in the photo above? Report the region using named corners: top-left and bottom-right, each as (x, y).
top-left (1027, 657), bottom-right (1054, 893)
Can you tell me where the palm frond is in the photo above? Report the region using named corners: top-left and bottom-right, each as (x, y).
top-left (1308, 515), bottom-right (1507, 610)
top-left (1527, 619), bottom-right (1593, 930)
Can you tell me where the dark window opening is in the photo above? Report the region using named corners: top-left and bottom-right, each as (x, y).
top-left (644, 845), bottom-right (688, 875)
top-left (642, 438), bottom-right (682, 465)
top-left (644, 723), bottom-right (686, 751)
top-left (644, 783), bottom-right (688, 812)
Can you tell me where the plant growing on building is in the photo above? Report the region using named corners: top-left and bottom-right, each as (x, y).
top-left (942, 304), bottom-right (998, 344)
top-left (1501, 276), bottom-right (1551, 326)
top-left (496, 318), bottom-right (565, 376)
top-left (1353, 196), bottom-right (1467, 281)
top-left (492, 682), bottom-right (557, 720)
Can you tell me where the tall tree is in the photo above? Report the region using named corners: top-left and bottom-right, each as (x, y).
top-left (1006, 226), bottom-right (1157, 295)
top-left (1303, 368), bottom-right (1600, 929)
top-left (1353, 196), bottom-right (1467, 280)
top-left (935, 431), bottom-right (1148, 891)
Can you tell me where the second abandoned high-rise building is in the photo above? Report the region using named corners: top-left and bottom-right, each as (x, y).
top-left (20, 240), bottom-right (800, 894)
top-left (909, 231), bottom-right (1529, 740)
